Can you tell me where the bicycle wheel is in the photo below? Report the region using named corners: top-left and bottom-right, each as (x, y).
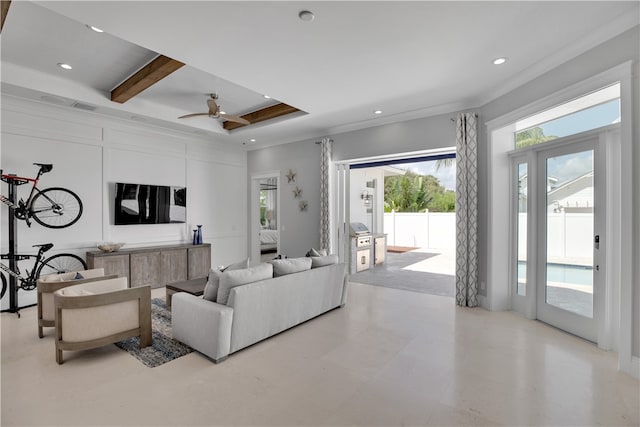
top-left (36, 254), bottom-right (87, 279)
top-left (1, 273), bottom-right (6, 300)
top-left (31, 187), bottom-right (83, 229)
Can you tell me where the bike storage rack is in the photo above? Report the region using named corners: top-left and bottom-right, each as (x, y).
top-left (1, 171), bottom-right (29, 315)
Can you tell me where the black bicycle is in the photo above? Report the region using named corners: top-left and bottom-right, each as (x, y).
top-left (0, 163), bottom-right (83, 228)
top-left (0, 243), bottom-right (87, 299)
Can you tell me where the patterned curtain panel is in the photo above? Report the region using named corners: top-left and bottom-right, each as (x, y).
top-left (455, 113), bottom-right (478, 307)
top-left (319, 138), bottom-right (332, 251)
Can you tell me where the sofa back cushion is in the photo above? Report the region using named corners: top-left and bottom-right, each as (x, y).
top-left (311, 255), bottom-right (339, 268)
top-left (217, 263), bottom-right (273, 305)
top-left (269, 257), bottom-right (312, 277)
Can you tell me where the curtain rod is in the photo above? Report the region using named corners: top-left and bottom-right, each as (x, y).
top-left (315, 139), bottom-right (334, 144)
top-left (450, 113), bottom-right (479, 122)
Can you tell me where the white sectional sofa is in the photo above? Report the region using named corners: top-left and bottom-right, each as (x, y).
top-left (171, 260), bottom-right (348, 363)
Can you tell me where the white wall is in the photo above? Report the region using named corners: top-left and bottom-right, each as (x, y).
top-left (1, 96), bottom-right (247, 309)
top-left (247, 140), bottom-right (321, 258)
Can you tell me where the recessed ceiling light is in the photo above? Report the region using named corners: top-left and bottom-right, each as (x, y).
top-left (263, 95), bottom-right (271, 99)
top-left (374, 110), bottom-right (383, 115)
top-left (492, 57), bottom-right (507, 65)
top-left (250, 139), bottom-right (256, 142)
top-left (298, 10), bottom-right (315, 22)
top-left (86, 25), bottom-right (104, 33)
top-left (57, 63), bottom-right (73, 70)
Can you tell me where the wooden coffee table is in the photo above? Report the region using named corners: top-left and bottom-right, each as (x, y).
top-left (166, 277), bottom-right (207, 309)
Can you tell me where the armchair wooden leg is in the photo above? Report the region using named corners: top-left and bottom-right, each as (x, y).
top-left (38, 326), bottom-right (44, 339)
top-left (140, 328), bottom-right (152, 348)
top-left (56, 346), bottom-right (63, 365)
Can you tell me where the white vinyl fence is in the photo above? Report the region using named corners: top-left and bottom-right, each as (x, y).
top-left (383, 211), bottom-right (456, 249)
top-left (385, 211), bottom-right (594, 260)
top-left (518, 212), bottom-right (593, 261)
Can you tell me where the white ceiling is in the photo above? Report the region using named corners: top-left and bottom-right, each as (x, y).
top-left (1, 1), bottom-right (638, 150)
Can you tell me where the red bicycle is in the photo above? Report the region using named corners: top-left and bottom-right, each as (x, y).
top-left (1, 163), bottom-right (83, 228)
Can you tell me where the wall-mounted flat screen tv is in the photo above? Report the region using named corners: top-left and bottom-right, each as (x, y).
top-left (114, 183), bottom-right (186, 225)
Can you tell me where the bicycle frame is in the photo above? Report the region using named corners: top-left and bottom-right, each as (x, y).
top-left (1, 166), bottom-right (53, 226)
top-left (0, 250), bottom-right (44, 287)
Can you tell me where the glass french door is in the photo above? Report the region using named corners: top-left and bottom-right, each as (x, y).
top-left (512, 134), bottom-right (603, 343)
top-left (536, 140), bottom-right (601, 342)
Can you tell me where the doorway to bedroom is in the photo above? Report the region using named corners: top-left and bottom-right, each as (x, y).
top-left (250, 173), bottom-right (280, 264)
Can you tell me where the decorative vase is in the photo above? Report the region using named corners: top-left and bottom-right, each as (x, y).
top-left (196, 225), bottom-right (203, 244)
top-left (192, 229), bottom-right (198, 245)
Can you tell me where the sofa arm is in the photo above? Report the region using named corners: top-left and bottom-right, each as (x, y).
top-left (172, 293), bottom-right (234, 363)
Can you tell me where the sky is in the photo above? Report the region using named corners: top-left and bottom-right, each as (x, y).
top-left (400, 159), bottom-right (456, 191)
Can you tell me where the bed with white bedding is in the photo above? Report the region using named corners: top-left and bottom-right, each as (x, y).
top-left (260, 229), bottom-right (279, 253)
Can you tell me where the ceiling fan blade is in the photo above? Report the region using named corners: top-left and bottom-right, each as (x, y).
top-left (220, 113), bottom-right (250, 125)
top-left (207, 98), bottom-right (219, 115)
top-left (178, 113), bottom-right (210, 119)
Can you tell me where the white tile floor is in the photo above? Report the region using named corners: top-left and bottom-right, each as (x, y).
top-left (2, 282), bottom-right (638, 426)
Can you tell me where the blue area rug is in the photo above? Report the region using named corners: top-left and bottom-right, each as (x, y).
top-left (115, 297), bottom-right (193, 367)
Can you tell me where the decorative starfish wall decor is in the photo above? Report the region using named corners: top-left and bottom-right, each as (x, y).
top-left (286, 169), bottom-right (296, 183)
top-left (292, 186), bottom-right (302, 198)
top-left (299, 200), bottom-right (308, 211)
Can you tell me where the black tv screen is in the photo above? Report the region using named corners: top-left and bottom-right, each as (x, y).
top-left (114, 183), bottom-right (186, 225)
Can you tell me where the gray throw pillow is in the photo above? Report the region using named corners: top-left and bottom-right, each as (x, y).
top-left (222, 258), bottom-right (250, 272)
top-left (217, 263), bottom-right (273, 305)
top-left (269, 257), bottom-right (312, 277)
top-left (306, 248), bottom-right (328, 257)
top-left (310, 254), bottom-right (339, 268)
top-left (203, 259), bottom-right (250, 302)
top-left (203, 269), bottom-right (223, 302)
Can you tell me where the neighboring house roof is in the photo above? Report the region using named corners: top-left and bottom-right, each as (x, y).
top-left (547, 172), bottom-right (593, 210)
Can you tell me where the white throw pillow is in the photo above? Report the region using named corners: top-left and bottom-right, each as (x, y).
top-left (310, 255), bottom-right (339, 268)
top-left (269, 257), bottom-right (312, 277)
top-left (216, 263), bottom-right (273, 305)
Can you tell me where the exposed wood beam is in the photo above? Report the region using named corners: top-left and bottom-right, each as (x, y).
top-left (223, 103), bottom-right (301, 131)
top-left (1, 0), bottom-right (11, 34)
top-left (111, 55), bottom-right (185, 104)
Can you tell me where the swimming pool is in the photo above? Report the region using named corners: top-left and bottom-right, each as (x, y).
top-left (518, 262), bottom-right (593, 286)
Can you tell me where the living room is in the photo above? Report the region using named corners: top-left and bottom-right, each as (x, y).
top-left (1, 2), bottom-right (639, 426)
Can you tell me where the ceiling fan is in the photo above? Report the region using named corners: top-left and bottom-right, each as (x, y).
top-left (178, 93), bottom-right (250, 125)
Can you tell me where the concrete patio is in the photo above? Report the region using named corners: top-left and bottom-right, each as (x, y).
top-left (350, 248), bottom-right (455, 297)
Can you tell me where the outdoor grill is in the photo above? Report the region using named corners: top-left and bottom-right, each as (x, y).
top-left (349, 222), bottom-right (372, 273)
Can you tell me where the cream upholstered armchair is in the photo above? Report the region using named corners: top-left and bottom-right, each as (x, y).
top-left (37, 268), bottom-right (117, 338)
top-left (53, 277), bottom-right (152, 364)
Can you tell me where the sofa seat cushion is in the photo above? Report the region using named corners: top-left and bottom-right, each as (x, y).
top-left (269, 257), bottom-right (312, 277)
top-left (217, 263), bottom-right (273, 305)
top-left (311, 255), bottom-right (339, 268)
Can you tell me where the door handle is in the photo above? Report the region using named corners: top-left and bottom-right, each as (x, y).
top-left (594, 235), bottom-right (599, 250)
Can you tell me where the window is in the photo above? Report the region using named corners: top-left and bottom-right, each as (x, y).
top-left (514, 83), bottom-right (620, 149)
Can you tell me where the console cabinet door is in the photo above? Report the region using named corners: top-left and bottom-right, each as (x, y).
top-left (88, 254), bottom-right (130, 282)
top-left (188, 246), bottom-right (211, 279)
top-left (161, 249), bottom-right (188, 285)
top-left (130, 251), bottom-right (162, 288)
